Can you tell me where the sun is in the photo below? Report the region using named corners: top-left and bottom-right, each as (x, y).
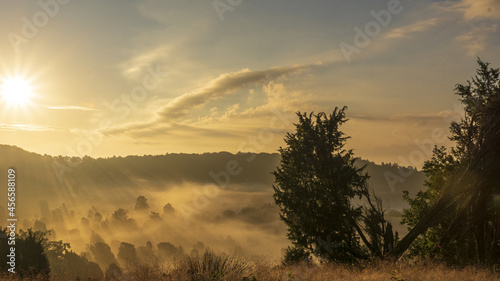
top-left (0, 76), bottom-right (34, 107)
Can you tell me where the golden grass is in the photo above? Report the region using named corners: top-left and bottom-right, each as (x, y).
top-left (2, 254), bottom-right (499, 281)
top-left (126, 257), bottom-right (500, 281)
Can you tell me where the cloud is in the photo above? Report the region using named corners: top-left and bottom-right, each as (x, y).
top-left (0, 123), bottom-right (55, 132)
top-left (121, 45), bottom-right (172, 78)
top-left (103, 63), bottom-right (312, 137)
top-left (46, 106), bottom-right (96, 111)
top-left (385, 18), bottom-right (440, 39)
top-left (457, 0), bottom-right (500, 20)
top-left (105, 121), bottom-right (241, 140)
top-left (157, 64), bottom-right (309, 120)
top-left (103, 65), bottom-right (315, 140)
top-left (349, 110), bottom-right (462, 125)
top-left (455, 24), bottom-right (498, 56)
top-left (238, 81), bottom-right (314, 119)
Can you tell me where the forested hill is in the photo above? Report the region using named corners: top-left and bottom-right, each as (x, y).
top-left (0, 145), bottom-right (424, 210)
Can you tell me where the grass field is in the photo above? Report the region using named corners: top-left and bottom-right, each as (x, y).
top-left (2, 250), bottom-right (499, 281)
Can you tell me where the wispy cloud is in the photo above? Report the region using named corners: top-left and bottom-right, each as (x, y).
top-left (238, 81), bottom-right (313, 119)
top-left (121, 45), bottom-right (172, 78)
top-left (157, 64), bottom-right (310, 121)
top-left (350, 110), bottom-right (462, 124)
top-left (0, 123), bottom-right (55, 132)
top-left (104, 64), bottom-right (315, 138)
top-left (385, 18), bottom-right (441, 39)
top-left (455, 24), bottom-right (498, 56)
top-left (457, 0), bottom-right (500, 20)
top-left (45, 106), bottom-right (96, 111)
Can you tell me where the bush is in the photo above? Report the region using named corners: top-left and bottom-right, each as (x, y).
top-left (282, 245), bottom-right (311, 266)
top-left (170, 249), bottom-right (250, 281)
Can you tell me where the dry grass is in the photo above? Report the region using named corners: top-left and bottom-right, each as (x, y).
top-left (166, 250), bottom-right (251, 280)
top-left (249, 261), bottom-right (500, 281)
top-left (131, 256), bottom-right (500, 281)
top-left (2, 254), bottom-right (499, 281)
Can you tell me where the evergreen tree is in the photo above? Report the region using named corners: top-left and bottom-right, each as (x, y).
top-left (135, 195), bottom-right (150, 211)
top-left (273, 108), bottom-right (390, 263)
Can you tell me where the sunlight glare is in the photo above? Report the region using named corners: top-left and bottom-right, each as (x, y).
top-left (0, 76), bottom-right (34, 107)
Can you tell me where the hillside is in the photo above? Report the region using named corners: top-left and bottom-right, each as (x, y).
top-left (0, 145), bottom-right (424, 214)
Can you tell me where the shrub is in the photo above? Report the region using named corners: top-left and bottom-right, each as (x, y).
top-left (282, 245), bottom-right (311, 266)
top-left (170, 249), bottom-right (250, 281)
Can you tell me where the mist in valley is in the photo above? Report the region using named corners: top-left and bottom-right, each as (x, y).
top-left (0, 145), bottom-right (425, 274)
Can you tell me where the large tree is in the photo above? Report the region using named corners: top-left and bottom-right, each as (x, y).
top-left (273, 107), bottom-right (391, 263)
top-left (396, 59), bottom-right (500, 265)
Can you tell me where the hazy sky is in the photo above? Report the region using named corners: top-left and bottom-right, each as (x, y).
top-left (0, 0), bottom-right (499, 166)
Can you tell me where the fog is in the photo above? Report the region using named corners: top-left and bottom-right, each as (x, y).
top-left (0, 146), bottom-right (424, 271)
top-left (11, 182), bottom-right (288, 270)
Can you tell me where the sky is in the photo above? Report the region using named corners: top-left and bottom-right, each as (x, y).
top-left (0, 0), bottom-right (499, 167)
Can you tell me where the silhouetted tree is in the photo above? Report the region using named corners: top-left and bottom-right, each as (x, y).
top-left (47, 245), bottom-right (104, 281)
top-left (137, 241), bottom-right (158, 264)
top-left (273, 108), bottom-right (390, 263)
top-left (87, 261), bottom-right (104, 280)
top-left (135, 195), bottom-right (150, 211)
top-left (90, 231), bottom-right (105, 245)
top-left (112, 208), bottom-right (129, 223)
top-left (163, 203), bottom-right (175, 215)
top-left (81, 217), bottom-right (90, 226)
top-left (89, 242), bottom-right (117, 271)
top-left (111, 208), bottom-right (137, 228)
top-left (396, 59), bottom-right (500, 265)
top-left (149, 211), bottom-right (162, 221)
top-left (45, 240), bottom-right (71, 278)
top-left (94, 212), bottom-right (103, 223)
top-left (118, 242), bottom-right (138, 266)
top-left (104, 262), bottom-right (123, 281)
top-left (157, 242), bottom-right (184, 259)
top-left (17, 229), bottom-right (51, 279)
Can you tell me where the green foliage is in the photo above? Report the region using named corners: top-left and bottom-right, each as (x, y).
top-left (0, 228), bottom-right (51, 279)
top-left (273, 108), bottom-right (391, 263)
top-left (401, 146), bottom-right (457, 260)
top-left (400, 59), bottom-right (500, 265)
top-left (282, 245), bottom-right (311, 266)
top-left (16, 229), bottom-right (51, 279)
top-left (1, 228), bottom-right (104, 280)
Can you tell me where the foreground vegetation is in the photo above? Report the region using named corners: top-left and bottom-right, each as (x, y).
top-left (1, 251), bottom-right (499, 281)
